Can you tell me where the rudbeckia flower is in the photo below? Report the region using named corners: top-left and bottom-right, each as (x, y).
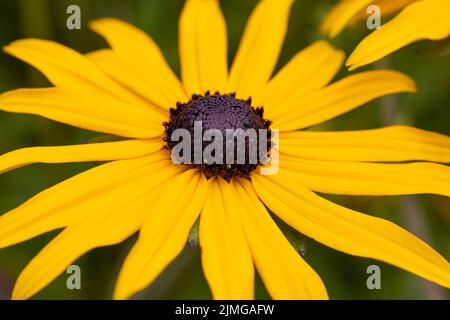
top-left (321, 0), bottom-right (450, 69)
top-left (0, 0), bottom-right (449, 300)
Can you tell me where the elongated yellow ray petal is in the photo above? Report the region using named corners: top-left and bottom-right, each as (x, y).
top-left (320, 0), bottom-right (416, 37)
top-left (253, 41), bottom-right (345, 118)
top-left (0, 151), bottom-right (182, 249)
top-left (281, 126), bottom-right (450, 163)
top-left (235, 179), bottom-right (328, 300)
top-left (347, 0), bottom-right (450, 70)
top-left (279, 157), bottom-right (450, 196)
top-left (273, 70), bottom-right (416, 131)
top-left (0, 88), bottom-right (165, 139)
top-left (114, 170), bottom-right (208, 300)
top-left (227, 0), bottom-right (294, 99)
top-left (320, 0), bottom-right (372, 37)
top-left (3, 39), bottom-right (140, 103)
top-left (200, 178), bottom-right (254, 299)
top-left (87, 50), bottom-right (185, 112)
top-left (0, 139), bottom-right (163, 175)
top-left (12, 172), bottom-right (171, 300)
top-left (89, 18), bottom-right (164, 61)
top-left (252, 174), bottom-right (450, 289)
top-left (375, 0), bottom-right (416, 15)
top-left (89, 18), bottom-right (182, 93)
top-left (179, 0), bottom-right (228, 95)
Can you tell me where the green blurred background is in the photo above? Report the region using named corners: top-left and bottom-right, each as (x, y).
top-left (0, 0), bottom-right (449, 300)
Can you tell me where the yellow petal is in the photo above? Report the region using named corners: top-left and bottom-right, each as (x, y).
top-left (280, 156), bottom-right (450, 196)
top-left (0, 150), bottom-right (181, 249)
top-left (376, 0), bottom-right (416, 14)
top-left (347, 0), bottom-right (450, 70)
top-left (0, 88), bottom-right (165, 139)
top-left (252, 174), bottom-right (450, 289)
top-left (0, 139), bottom-right (163, 175)
top-left (179, 0), bottom-right (228, 95)
top-left (12, 180), bottom-right (165, 300)
top-left (89, 18), bottom-right (181, 91)
top-left (273, 70), bottom-right (416, 131)
top-left (320, 0), bottom-right (373, 37)
top-left (227, 0), bottom-right (294, 99)
top-left (281, 125), bottom-right (450, 163)
top-left (253, 41), bottom-right (345, 119)
top-left (350, 0), bottom-right (416, 25)
top-left (235, 179), bottom-right (328, 300)
top-left (3, 39), bottom-right (140, 103)
top-left (200, 178), bottom-right (254, 299)
top-left (113, 170), bottom-right (208, 300)
top-left (87, 50), bottom-right (185, 112)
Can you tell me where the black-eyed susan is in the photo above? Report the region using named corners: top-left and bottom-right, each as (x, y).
top-left (321, 0), bottom-right (450, 69)
top-left (0, 0), bottom-right (450, 300)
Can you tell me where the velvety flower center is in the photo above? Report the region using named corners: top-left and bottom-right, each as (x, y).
top-left (164, 92), bottom-right (272, 181)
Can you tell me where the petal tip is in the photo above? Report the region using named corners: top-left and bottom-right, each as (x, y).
top-left (346, 63), bottom-right (357, 72)
top-left (11, 284), bottom-right (30, 301)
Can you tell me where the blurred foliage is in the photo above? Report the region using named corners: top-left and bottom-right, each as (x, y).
top-left (0, 0), bottom-right (449, 300)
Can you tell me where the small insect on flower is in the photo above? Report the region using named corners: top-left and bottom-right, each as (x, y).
top-left (0, 0), bottom-right (449, 300)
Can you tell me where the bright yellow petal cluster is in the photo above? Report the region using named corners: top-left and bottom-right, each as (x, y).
top-left (0, 0), bottom-right (449, 300)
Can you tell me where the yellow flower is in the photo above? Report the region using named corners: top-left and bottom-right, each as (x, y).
top-left (0, 0), bottom-right (449, 300)
top-left (321, 0), bottom-right (450, 69)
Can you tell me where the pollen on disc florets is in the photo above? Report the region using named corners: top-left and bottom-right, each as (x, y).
top-left (163, 91), bottom-right (272, 181)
